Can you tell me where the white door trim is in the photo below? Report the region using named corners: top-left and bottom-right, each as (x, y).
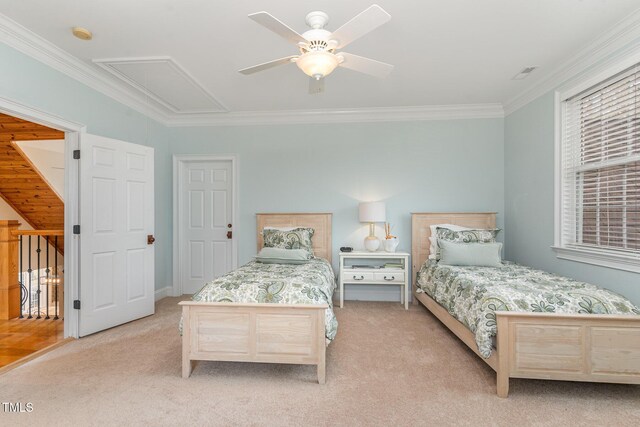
top-left (0, 96), bottom-right (86, 339)
top-left (172, 154), bottom-right (238, 296)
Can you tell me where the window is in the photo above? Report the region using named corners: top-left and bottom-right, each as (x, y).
top-left (556, 63), bottom-right (640, 272)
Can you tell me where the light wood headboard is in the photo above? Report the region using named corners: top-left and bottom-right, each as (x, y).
top-left (411, 212), bottom-right (496, 299)
top-left (256, 213), bottom-right (333, 263)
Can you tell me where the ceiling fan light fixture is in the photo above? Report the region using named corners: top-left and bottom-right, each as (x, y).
top-left (240, 6), bottom-right (393, 90)
top-left (295, 51), bottom-right (339, 80)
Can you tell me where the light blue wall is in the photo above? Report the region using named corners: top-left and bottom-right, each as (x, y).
top-left (0, 44), bottom-right (173, 291)
top-left (4, 26), bottom-right (638, 307)
top-left (5, 33), bottom-right (637, 306)
top-left (0, 40), bottom-right (505, 301)
top-left (504, 92), bottom-right (640, 305)
top-left (170, 120), bottom-right (505, 300)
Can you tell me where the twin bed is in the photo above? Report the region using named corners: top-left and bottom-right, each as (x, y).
top-left (180, 213), bottom-right (334, 384)
top-left (180, 211), bottom-right (640, 397)
top-left (411, 212), bottom-right (640, 397)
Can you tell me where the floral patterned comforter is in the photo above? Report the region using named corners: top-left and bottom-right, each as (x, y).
top-left (416, 260), bottom-right (640, 358)
top-left (189, 258), bottom-right (338, 341)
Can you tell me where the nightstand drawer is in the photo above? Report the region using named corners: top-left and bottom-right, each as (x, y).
top-left (374, 271), bottom-right (404, 283)
top-left (341, 272), bottom-right (375, 282)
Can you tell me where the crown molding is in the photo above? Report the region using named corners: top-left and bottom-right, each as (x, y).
top-left (163, 104), bottom-right (504, 127)
top-left (0, 13), bottom-right (170, 124)
top-left (504, 8), bottom-right (640, 116)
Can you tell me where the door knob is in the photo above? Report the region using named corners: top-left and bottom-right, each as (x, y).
top-left (227, 231), bottom-right (232, 239)
top-left (147, 235), bottom-right (156, 245)
top-left (228, 224), bottom-right (232, 228)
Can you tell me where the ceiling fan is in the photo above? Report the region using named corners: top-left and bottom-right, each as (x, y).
top-left (239, 4), bottom-right (393, 94)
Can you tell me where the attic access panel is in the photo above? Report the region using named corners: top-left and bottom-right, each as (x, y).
top-left (94, 57), bottom-right (227, 114)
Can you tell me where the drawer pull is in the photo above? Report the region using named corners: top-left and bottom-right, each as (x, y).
top-left (384, 276), bottom-right (395, 281)
top-left (352, 275), bottom-right (365, 281)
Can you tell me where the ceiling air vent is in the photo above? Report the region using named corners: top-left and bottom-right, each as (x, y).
top-left (512, 66), bottom-right (538, 80)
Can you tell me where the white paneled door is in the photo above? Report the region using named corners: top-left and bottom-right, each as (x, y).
top-left (79, 134), bottom-right (154, 337)
top-left (179, 159), bottom-right (234, 294)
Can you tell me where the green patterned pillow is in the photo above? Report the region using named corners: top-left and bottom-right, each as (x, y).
top-left (262, 228), bottom-right (315, 255)
top-left (434, 227), bottom-right (501, 260)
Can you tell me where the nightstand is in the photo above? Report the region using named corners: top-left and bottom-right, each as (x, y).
top-left (338, 251), bottom-right (410, 310)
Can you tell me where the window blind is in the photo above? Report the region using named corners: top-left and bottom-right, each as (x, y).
top-left (561, 65), bottom-right (640, 255)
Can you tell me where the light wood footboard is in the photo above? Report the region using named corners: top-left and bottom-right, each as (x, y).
top-left (415, 292), bottom-right (640, 397)
top-left (180, 301), bottom-right (328, 384)
top-left (495, 312), bottom-right (640, 397)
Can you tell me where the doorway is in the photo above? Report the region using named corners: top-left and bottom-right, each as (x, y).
top-left (0, 110), bottom-right (75, 369)
top-left (0, 97), bottom-right (158, 371)
top-left (173, 155), bottom-right (237, 295)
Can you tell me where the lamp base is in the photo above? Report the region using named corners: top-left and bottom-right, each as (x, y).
top-left (364, 236), bottom-right (380, 252)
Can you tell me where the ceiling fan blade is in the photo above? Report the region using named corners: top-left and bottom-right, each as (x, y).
top-left (309, 77), bottom-right (325, 95)
top-left (248, 12), bottom-right (308, 45)
top-left (330, 5), bottom-right (391, 49)
top-left (338, 52), bottom-right (394, 78)
top-left (238, 56), bottom-right (298, 75)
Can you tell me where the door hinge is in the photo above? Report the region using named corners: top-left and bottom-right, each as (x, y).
top-left (73, 225), bottom-right (80, 235)
top-left (73, 300), bottom-right (81, 310)
top-left (73, 149), bottom-right (80, 159)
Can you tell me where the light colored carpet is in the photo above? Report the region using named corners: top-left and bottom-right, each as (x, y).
top-left (1, 297), bottom-right (639, 426)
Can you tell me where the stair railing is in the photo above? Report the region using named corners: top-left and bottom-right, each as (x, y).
top-left (11, 228), bottom-right (64, 320)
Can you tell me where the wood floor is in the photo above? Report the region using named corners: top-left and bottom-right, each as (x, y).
top-left (0, 317), bottom-right (64, 368)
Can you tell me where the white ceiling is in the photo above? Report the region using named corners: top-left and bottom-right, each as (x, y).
top-left (1, 0), bottom-right (639, 119)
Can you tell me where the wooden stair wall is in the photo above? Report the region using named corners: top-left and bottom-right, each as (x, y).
top-left (0, 114), bottom-right (65, 254)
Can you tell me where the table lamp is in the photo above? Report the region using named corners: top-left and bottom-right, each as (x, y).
top-left (359, 201), bottom-right (386, 252)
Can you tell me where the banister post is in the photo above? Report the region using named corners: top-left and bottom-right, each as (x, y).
top-left (0, 220), bottom-right (21, 319)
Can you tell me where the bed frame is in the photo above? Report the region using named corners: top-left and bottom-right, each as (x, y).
top-left (180, 213), bottom-right (332, 384)
top-left (411, 212), bottom-right (640, 397)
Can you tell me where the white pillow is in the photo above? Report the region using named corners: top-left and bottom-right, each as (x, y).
top-left (428, 224), bottom-right (472, 258)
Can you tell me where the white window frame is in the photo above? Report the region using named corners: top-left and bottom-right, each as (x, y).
top-left (553, 50), bottom-right (640, 273)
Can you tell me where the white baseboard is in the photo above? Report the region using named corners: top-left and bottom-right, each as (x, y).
top-left (154, 286), bottom-right (172, 301)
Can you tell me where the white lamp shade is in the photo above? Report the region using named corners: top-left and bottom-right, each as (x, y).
top-left (295, 51), bottom-right (340, 79)
top-left (359, 202), bottom-right (386, 223)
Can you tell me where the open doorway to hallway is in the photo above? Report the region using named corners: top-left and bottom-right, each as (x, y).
top-left (0, 112), bottom-right (66, 369)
